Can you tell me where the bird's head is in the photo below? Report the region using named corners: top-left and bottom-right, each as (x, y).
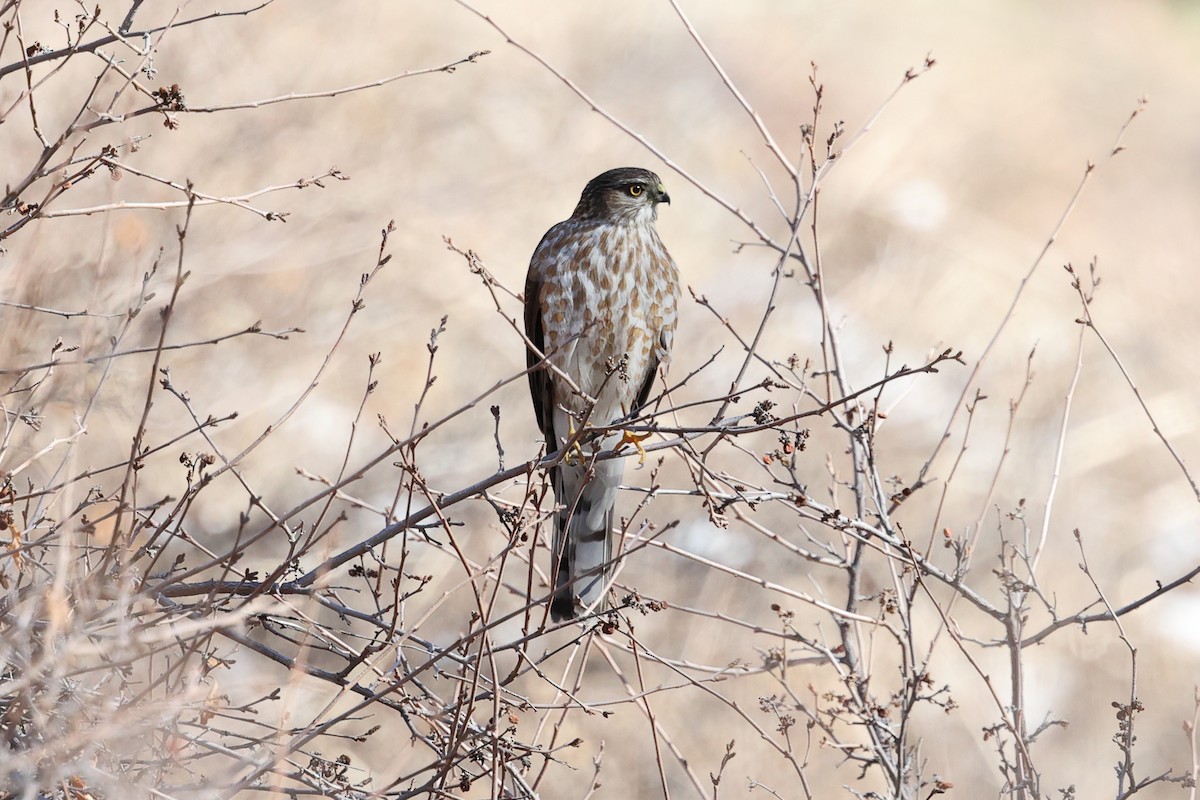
top-left (571, 167), bottom-right (670, 223)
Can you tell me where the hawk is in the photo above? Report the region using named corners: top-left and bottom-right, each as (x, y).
top-left (524, 167), bottom-right (680, 621)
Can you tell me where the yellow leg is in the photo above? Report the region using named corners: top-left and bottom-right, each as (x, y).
top-left (565, 419), bottom-right (587, 465)
top-left (617, 430), bottom-right (652, 465)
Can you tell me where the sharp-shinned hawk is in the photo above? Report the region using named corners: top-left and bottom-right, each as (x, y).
top-left (524, 167), bottom-right (680, 621)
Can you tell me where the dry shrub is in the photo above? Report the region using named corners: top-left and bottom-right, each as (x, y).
top-left (2, 3), bottom-right (1197, 799)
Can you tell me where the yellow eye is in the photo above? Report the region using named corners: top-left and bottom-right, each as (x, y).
top-left (628, 184), bottom-right (644, 197)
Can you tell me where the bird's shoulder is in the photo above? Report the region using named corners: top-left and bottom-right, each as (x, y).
top-left (528, 218), bottom-right (604, 281)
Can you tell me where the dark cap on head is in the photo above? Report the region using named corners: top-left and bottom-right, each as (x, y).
top-left (571, 167), bottom-right (670, 221)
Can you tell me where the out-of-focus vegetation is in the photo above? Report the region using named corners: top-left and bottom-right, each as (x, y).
top-left (2, 2), bottom-right (1198, 798)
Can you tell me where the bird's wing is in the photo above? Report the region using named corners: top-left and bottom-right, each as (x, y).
top-left (632, 349), bottom-right (660, 413)
top-left (524, 251), bottom-right (556, 451)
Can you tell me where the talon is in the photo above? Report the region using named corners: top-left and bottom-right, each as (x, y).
top-left (565, 420), bottom-right (587, 465)
top-left (618, 429), bottom-right (652, 465)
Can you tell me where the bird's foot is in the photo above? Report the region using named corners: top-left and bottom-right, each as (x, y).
top-left (564, 421), bottom-right (587, 466)
top-left (617, 429), bottom-right (652, 465)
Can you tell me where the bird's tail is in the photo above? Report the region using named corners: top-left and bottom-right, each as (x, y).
top-left (549, 458), bottom-right (622, 621)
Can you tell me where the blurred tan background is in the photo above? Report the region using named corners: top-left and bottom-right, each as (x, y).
top-left (4, 0), bottom-right (1200, 796)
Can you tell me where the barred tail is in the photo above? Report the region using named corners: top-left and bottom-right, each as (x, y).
top-left (549, 459), bottom-right (622, 621)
